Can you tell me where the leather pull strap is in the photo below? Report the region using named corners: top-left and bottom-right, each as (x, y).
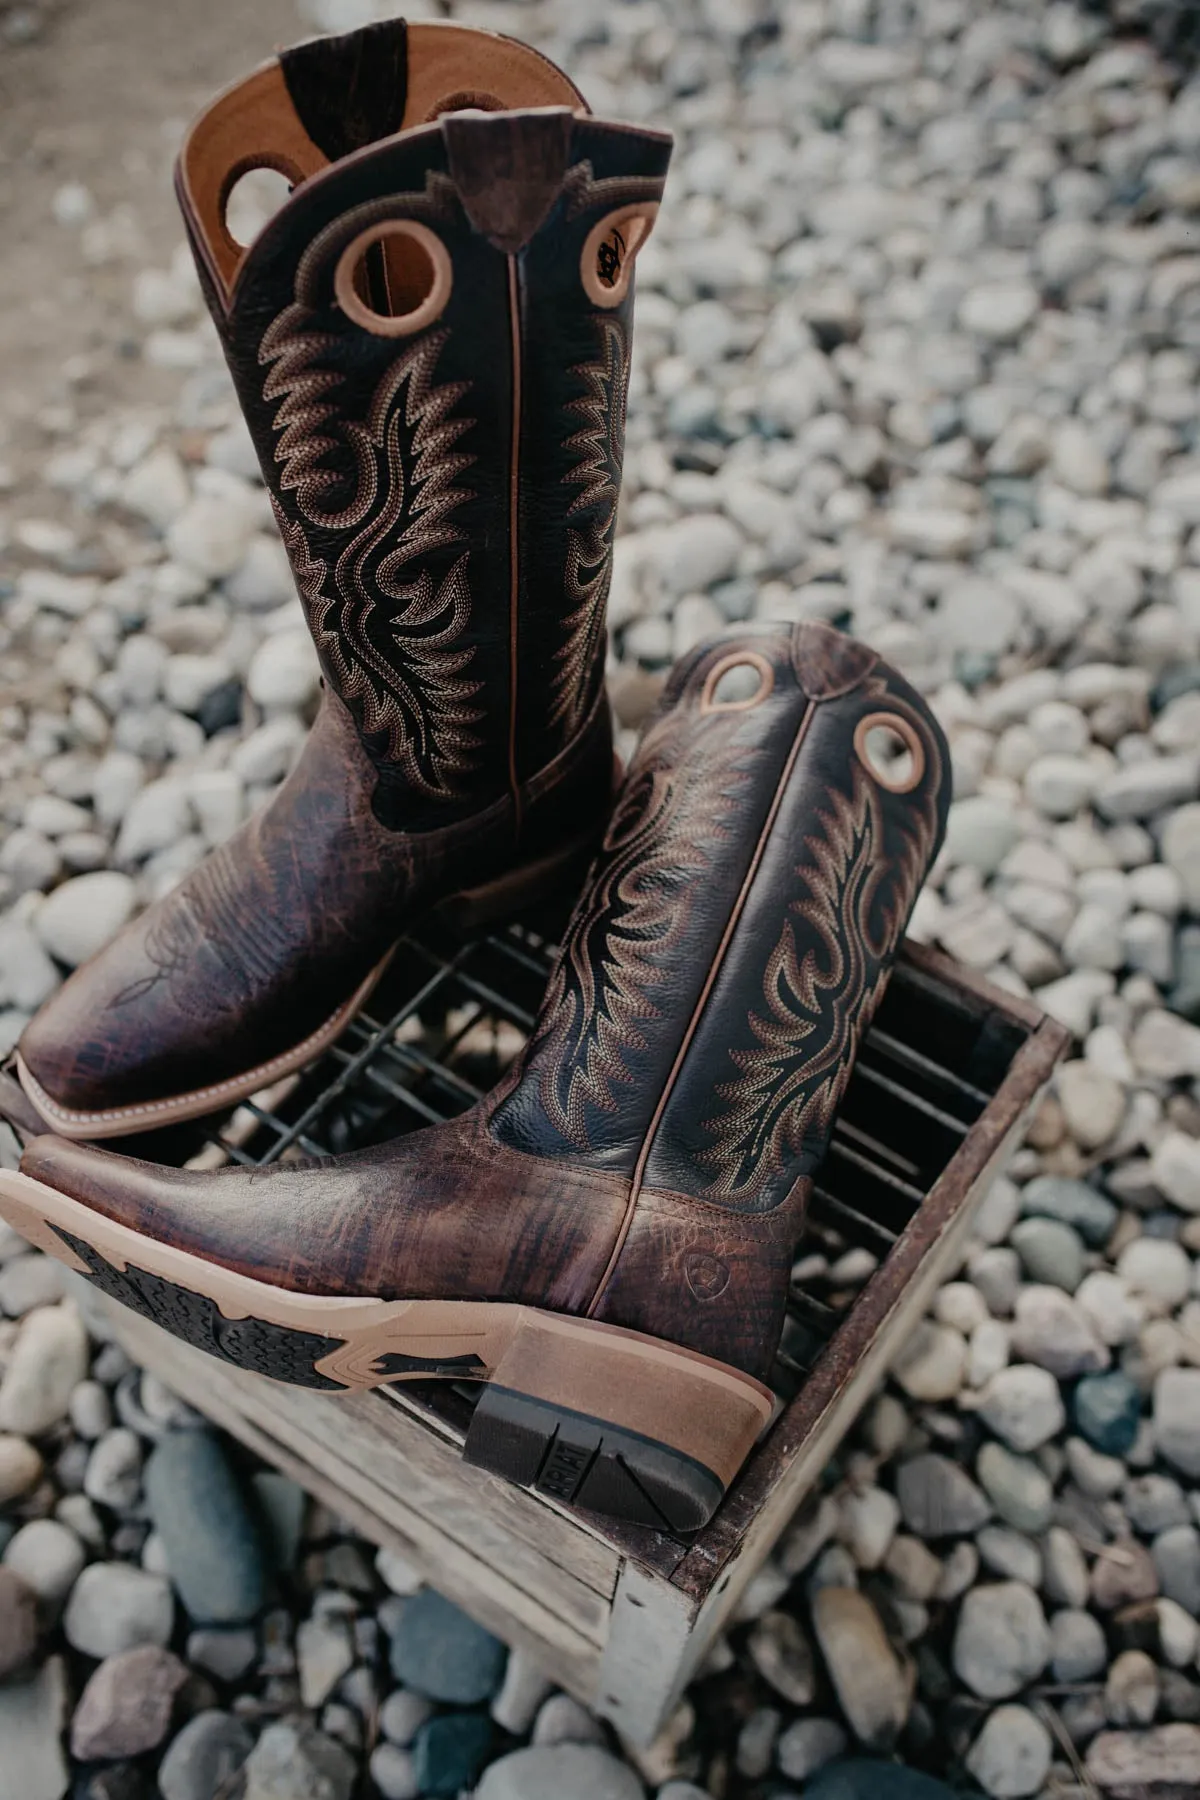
top-left (280, 19), bottom-right (409, 163)
top-left (442, 107), bottom-right (573, 254)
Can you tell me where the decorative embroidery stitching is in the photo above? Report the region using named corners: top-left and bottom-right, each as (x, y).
top-left (552, 314), bottom-right (630, 739)
top-left (521, 710), bottom-right (745, 1151)
top-left (699, 749), bottom-right (940, 1202)
top-left (257, 182), bottom-right (482, 799)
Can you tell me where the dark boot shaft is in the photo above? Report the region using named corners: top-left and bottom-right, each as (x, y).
top-left (176, 19), bottom-right (672, 830)
top-left (492, 620), bottom-right (952, 1376)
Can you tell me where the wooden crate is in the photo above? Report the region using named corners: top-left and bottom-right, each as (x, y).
top-left (97, 930), bottom-right (1069, 1746)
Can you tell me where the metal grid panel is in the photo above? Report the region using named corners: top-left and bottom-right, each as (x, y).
top-left (169, 910), bottom-right (1022, 1417)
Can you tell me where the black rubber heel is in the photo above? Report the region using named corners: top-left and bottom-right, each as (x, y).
top-left (463, 1385), bottom-right (725, 1533)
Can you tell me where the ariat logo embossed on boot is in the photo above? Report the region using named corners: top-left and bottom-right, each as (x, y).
top-left (685, 1252), bottom-right (730, 1300)
top-left (596, 226), bottom-right (627, 291)
top-left (537, 1437), bottom-right (590, 1498)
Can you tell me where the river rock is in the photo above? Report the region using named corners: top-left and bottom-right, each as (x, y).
top-left (476, 1744), bottom-right (645, 1800)
top-left (0, 1302), bottom-right (89, 1434)
top-left (975, 1365), bottom-right (1066, 1451)
top-left (1011, 1286), bottom-right (1108, 1377)
top-left (811, 1586), bottom-right (913, 1749)
top-left (965, 1703), bottom-right (1053, 1798)
top-left (896, 1454), bottom-right (991, 1537)
top-left (952, 1582), bottom-right (1050, 1699)
top-left (0, 1565), bottom-right (38, 1678)
top-left (240, 1722), bottom-right (356, 1800)
top-left (1154, 1368), bottom-right (1200, 1476)
top-left (388, 1588), bottom-right (507, 1704)
top-left (33, 871), bottom-right (137, 967)
top-left (1085, 1723), bottom-right (1200, 1791)
top-left (63, 1561), bottom-right (174, 1658)
top-left (158, 1710), bottom-right (255, 1800)
top-left (0, 1656), bottom-right (69, 1800)
top-left (144, 1429), bottom-right (266, 1624)
top-left (69, 1643), bottom-right (188, 1760)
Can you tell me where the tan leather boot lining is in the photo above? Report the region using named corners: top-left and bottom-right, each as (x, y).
top-left (179, 22), bottom-right (587, 297)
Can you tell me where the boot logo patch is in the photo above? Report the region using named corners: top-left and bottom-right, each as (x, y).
top-left (684, 1252), bottom-right (730, 1301)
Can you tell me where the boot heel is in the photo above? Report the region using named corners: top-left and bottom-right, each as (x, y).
top-left (464, 1311), bottom-right (774, 1532)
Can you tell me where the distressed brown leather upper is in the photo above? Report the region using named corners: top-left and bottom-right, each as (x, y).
top-left (23, 622), bottom-right (951, 1380)
top-left (17, 21), bottom-right (670, 1123)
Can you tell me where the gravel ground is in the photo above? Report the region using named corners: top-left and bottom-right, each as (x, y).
top-left (2, 1), bottom-right (1200, 1797)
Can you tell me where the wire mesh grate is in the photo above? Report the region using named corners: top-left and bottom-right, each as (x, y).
top-left (150, 906), bottom-right (1029, 1419)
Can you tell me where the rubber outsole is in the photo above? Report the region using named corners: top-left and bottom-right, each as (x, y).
top-left (0, 1169), bottom-right (773, 1533)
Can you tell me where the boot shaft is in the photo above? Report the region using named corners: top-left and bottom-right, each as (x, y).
top-left (492, 621), bottom-right (952, 1211)
top-left (176, 20), bottom-right (670, 830)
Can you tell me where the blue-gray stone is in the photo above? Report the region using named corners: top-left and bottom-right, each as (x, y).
top-left (413, 1713), bottom-right (493, 1796)
top-left (388, 1590), bottom-right (507, 1704)
top-left (1019, 1176), bottom-right (1117, 1248)
top-left (1010, 1217), bottom-right (1085, 1292)
top-left (144, 1431), bottom-right (266, 1625)
top-left (804, 1760), bottom-right (958, 1800)
top-left (251, 1472), bottom-right (306, 1573)
top-left (1072, 1372), bottom-right (1142, 1457)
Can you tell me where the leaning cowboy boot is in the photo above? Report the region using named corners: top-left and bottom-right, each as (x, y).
top-left (1, 622), bottom-right (950, 1530)
top-left (14, 18), bottom-right (669, 1139)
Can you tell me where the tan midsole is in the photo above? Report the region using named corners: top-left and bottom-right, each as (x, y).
top-left (0, 1169), bottom-right (775, 1472)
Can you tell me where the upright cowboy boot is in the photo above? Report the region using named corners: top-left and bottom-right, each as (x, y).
top-left (0, 623), bottom-right (950, 1530)
top-left (14, 19), bottom-right (669, 1138)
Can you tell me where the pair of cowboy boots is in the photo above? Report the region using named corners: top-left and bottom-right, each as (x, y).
top-left (0, 21), bottom-right (950, 1532)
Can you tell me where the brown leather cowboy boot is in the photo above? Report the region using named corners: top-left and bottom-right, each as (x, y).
top-left (14, 19), bottom-right (669, 1139)
top-left (0, 623), bottom-right (950, 1530)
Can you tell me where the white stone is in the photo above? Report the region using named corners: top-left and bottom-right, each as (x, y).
top-left (34, 872), bottom-right (137, 967)
top-left (959, 282), bottom-right (1039, 341)
top-left (952, 1582), bottom-right (1050, 1699)
top-left (891, 1321), bottom-right (967, 1402)
top-left (63, 1563), bottom-right (175, 1659)
top-left (965, 1704), bottom-right (1053, 1799)
top-left (1130, 1008), bottom-right (1200, 1079)
top-left (1154, 1368), bottom-right (1200, 1477)
top-left (0, 1303), bottom-right (89, 1435)
top-left (1024, 754), bottom-right (1097, 819)
top-left (1117, 1238), bottom-right (1192, 1310)
top-left (188, 771), bottom-right (244, 847)
top-left (1052, 421), bottom-right (1109, 497)
top-left (476, 1745), bottom-right (644, 1800)
top-left (163, 653), bottom-right (232, 715)
top-left (1056, 1059), bottom-right (1124, 1149)
top-left (166, 494), bottom-right (258, 583)
top-left (247, 628), bottom-right (321, 711)
top-left (1150, 1131), bottom-right (1200, 1215)
top-left (1162, 803), bottom-right (1200, 909)
top-left (1076, 1271), bottom-right (1146, 1346)
top-left (974, 1365), bottom-right (1066, 1451)
top-left (115, 780), bottom-right (192, 865)
top-left (118, 448), bottom-right (190, 532)
top-left (3, 1518), bottom-right (86, 1609)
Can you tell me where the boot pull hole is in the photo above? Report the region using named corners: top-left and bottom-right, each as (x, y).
top-left (334, 221), bottom-right (453, 339)
top-left (854, 713), bottom-right (925, 793)
top-left (223, 165), bottom-right (294, 250)
top-left (701, 652), bottom-right (775, 713)
top-left (581, 203), bottom-right (659, 308)
top-left (422, 90), bottom-right (507, 121)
